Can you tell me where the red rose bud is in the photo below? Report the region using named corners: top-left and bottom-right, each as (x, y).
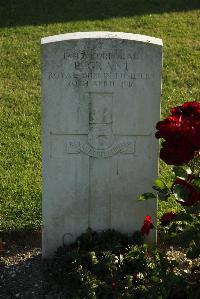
top-left (111, 282), bottom-right (117, 289)
top-left (160, 211), bottom-right (176, 226)
top-left (141, 215), bottom-right (153, 236)
top-left (132, 272), bottom-right (140, 282)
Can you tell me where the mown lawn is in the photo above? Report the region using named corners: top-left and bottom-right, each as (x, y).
top-left (0, 0), bottom-right (199, 232)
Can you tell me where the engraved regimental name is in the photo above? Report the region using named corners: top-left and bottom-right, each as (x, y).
top-left (48, 71), bottom-right (152, 88)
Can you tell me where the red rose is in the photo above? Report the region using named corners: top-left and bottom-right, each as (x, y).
top-left (132, 272), bottom-right (141, 283)
top-left (173, 177), bottom-right (200, 206)
top-left (141, 215), bottom-right (153, 235)
top-left (170, 101), bottom-right (200, 118)
top-left (111, 282), bottom-right (117, 289)
top-left (190, 121), bottom-right (200, 149)
top-left (155, 101), bottom-right (200, 165)
top-left (160, 211), bottom-right (176, 226)
top-left (155, 115), bottom-right (183, 140)
top-left (177, 101), bottom-right (200, 116)
top-left (160, 141), bottom-right (195, 166)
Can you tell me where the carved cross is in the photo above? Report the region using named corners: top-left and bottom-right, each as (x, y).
top-left (51, 92), bottom-right (137, 230)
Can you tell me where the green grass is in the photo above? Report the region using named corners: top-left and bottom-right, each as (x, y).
top-left (0, 1), bottom-right (199, 232)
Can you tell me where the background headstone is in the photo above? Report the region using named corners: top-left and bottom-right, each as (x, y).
top-left (41, 32), bottom-right (162, 257)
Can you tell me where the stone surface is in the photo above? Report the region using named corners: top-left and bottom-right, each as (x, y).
top-left (41, 31), bottom-right (162, 257)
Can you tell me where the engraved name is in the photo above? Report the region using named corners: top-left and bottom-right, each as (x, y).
top-left (47, 49), bottom-right (152, 89)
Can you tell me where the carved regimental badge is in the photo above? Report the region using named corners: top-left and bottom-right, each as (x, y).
top-left (66, 92), bottom-right (135, 157)
top-left (88, 93), bottom-right (115, 150)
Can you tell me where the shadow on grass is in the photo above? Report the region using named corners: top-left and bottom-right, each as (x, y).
top-left (1, 229), bottom-right (41, 247)
top-left (1, 0), bottom-right (199, 28)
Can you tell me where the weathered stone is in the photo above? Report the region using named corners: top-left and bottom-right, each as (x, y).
top-left (41, 32), bottom-right (162, 257)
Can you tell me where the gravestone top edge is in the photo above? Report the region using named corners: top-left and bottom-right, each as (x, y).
top-left (41, 31), bottom-right (163, 46)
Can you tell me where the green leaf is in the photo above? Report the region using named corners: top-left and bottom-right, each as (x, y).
top-left (191, 178), bottom-right (200, 191)
top-left (173, 184), bottom-right (189, 200)
top-left (186, 244), bottom-right (200, 259)
top-left (138, 192), bottom-right (156, 201)
top-left (176, 229), bottom-right (195, 245)
top-left (152, 179), bottom-right (168, 192)
top-left (151, 275), bottom-right (160, 283)
top-left (158, 191), bottom-right (170, 201)
top-left (174, 211), bottom-right (193, 222)
top-left (172, 166), bottom-right (188, 179)
top-left (185, 203), bottom-right (200, 214)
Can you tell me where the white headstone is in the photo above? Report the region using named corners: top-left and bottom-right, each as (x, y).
top-left (41, 32), bottom-right (162, 257)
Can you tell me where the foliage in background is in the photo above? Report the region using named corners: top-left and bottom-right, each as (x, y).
top-left (0, 1), bottom-right (200, 231)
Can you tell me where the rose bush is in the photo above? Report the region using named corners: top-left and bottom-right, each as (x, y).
top-left (140, 100), bottom-right (200, 258)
